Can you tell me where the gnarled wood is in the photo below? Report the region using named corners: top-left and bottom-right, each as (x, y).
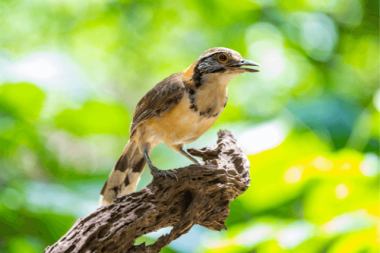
top-left (44, 130), bottom-right (250, 253)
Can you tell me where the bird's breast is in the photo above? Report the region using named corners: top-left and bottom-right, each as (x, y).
top-left (145, 86), bottom-right (227, 147)
top-left (142, 73), bottom-right (231, 149)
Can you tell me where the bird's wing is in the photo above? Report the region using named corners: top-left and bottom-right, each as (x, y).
top-left (130, 72), bottom-right (186, 135)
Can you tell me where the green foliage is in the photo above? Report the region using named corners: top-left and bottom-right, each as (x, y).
top-left (0, 0), bottom-right (378, 252)
top-left (55, 101), bottom-right (131, 136)
top-left (0, 83), bottom-right (44, 121)
top-left (240, 132), bottom-right (330, 212)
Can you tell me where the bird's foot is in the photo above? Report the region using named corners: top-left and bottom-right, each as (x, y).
top-left (150, 166), bottom-right (178, 181)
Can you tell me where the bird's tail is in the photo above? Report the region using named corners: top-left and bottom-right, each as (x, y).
top-left (99, 139), bottom-right (147, 206)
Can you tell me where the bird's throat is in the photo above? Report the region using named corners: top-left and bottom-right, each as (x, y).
top-left (186, 73), bottom-right (232, 118)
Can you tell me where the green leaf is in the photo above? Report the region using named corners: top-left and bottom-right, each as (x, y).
top-left (240, 131), bottom-right (330, 212)
top-left (55, 101), bottom-right (130, 136)
top-left (0, 83), bottom-right (45, 121)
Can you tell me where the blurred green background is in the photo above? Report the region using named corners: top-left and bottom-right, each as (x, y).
top-left (0, 0), bottom-right (379, 252)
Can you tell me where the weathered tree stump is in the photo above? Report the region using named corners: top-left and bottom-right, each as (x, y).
top-left (44, 130), bottom-right (251, 253)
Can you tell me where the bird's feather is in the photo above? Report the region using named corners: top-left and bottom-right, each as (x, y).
top-left (130, 73), bottom-right (185, 136)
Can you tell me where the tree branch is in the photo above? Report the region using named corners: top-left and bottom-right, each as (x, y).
top-left (44, 130), bottom-right (251, 253)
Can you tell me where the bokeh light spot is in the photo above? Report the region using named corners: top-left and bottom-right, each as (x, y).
top-left (335, 184), bottom-right (349, 199)
top-left (359, 153), bottom-right (380, 177)
top-left (284, 166), bottom-right (303, 184)
top-left (313, 156), bottom-right (334, 171)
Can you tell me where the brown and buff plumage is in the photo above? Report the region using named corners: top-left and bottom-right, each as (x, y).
top-left (100, 47), bottom-right (259, 206)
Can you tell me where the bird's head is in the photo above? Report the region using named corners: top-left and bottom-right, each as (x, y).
top-left (184, 47), bottom-right (259, 88)
top-left (196, 47), bottom-right (260, 74)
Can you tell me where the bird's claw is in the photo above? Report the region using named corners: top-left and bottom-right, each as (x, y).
top-left (150, 166), bottom-right (178, 181)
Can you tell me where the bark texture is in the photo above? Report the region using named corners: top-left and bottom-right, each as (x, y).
top-left (44, 130), bottom-right (251, 253)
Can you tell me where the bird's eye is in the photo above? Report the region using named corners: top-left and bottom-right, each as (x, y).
top-left (218, 53), bottom-right (228, 63)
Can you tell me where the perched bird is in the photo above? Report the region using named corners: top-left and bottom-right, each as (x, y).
top-left (99, 47), bottom-right (259, 206)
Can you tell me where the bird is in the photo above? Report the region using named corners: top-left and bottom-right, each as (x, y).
top-left (99, 47), bottom-right (259, 206)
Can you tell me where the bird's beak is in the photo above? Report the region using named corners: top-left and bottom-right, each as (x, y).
top-left (228, 59), bottom-right (260, 73)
